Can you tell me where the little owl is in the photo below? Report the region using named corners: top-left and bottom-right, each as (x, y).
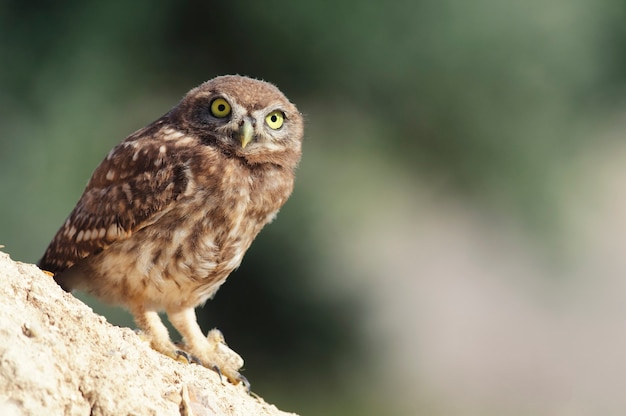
top-left (38, 75), bottom-right (303, 385)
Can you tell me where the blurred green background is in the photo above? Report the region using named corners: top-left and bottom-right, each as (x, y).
top-left (2, 1), bottom-right (626, 415)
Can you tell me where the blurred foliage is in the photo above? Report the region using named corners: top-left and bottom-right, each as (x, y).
top-left (1, 0), bottom-right (625, 414)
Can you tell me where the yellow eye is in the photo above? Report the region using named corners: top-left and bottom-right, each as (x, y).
top-left (265, 111), bottom-right (284, 129)
top-left (210, 98), bottom-right (231, 118)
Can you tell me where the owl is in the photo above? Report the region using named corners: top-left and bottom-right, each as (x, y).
top-left (37, 75), bottom-right (304, 385)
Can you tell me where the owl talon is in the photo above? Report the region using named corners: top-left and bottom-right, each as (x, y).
top-left (175, 349), bottom-right (190, 363)
top-left (209, 364), bottom-right (250, 391)
top-left (212, 365), bottom-right (223, 382)
top-left (239, 374), bottom-right (251, 393)
top-left (175, 349), bottom-right (201, 365)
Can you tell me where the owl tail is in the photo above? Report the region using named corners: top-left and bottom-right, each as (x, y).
top-left (52, 260), bottom-right (90, 293)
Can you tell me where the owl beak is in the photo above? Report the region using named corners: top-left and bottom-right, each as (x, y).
top-left (239, 119), bottom-right (254, 148)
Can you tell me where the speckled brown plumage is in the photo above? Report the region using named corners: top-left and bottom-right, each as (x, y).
top-left (38, 75), bottom-right (303, 384)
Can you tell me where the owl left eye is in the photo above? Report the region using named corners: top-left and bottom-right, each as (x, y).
top-left (265, 111), bottom-right (284, 129)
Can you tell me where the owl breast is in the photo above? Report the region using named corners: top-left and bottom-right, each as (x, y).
top-left (77, 157), bottom-right (292, 311)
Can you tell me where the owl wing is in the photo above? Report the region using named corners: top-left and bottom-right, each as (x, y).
top-left (38, 122), bottom-right (191, 274)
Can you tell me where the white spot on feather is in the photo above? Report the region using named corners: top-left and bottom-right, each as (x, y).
top-left (163, 129), bottom-right (185, 141)
top-left (154, 145), bottom-right (167, 167)
top-left (171, 228), bottom-right (189, 247)
top-left (106, 224), bottom-right (118, 241)
top-left (175, 136), bottom-right (195, 146)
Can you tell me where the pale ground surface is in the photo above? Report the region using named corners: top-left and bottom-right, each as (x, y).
top-left (0, 251), bottom-right (296, 416)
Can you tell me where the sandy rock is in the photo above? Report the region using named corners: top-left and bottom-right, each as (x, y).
top-left (0, 251), bottom-right (296, 416)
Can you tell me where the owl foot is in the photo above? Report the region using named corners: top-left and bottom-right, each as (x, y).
top-left (185, 328), bottom-right (245, 386)
top-left (165, 309), bottom-right (248, 387)
top-left (135, 325), bottom-right (249, 388)
top-left (210, 364), bottom-right (251, 392)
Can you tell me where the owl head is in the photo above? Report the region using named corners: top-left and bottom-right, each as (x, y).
top-left (170, 75), bottom-right (303, 169)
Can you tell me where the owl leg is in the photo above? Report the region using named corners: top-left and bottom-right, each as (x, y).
top-left (131, 306), bottom-right (178, 359)
top-left (166, 307), bottom-right (245, 385)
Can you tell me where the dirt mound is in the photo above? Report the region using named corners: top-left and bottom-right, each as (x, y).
top-left (0, 251), bottom-right (296, 416)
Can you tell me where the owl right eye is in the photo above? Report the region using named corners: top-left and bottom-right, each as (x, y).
top-left (210, 98), bottom-right (231, 118)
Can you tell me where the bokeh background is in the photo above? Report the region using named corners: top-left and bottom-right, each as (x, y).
top-left (2, 1), bottom-right (626, 414)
